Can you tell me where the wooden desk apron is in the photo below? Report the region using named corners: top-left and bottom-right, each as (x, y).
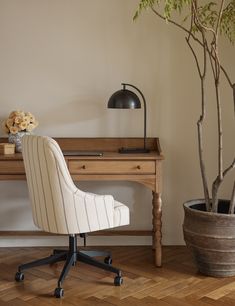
top-left (0, 137), bottom-right (164, 267)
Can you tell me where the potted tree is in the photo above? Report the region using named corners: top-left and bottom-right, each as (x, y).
top-left (135, 0), bottom-right (235, 276)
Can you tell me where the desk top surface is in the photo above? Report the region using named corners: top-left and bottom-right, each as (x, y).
top-left (0, 137), bottom-right (164, 161)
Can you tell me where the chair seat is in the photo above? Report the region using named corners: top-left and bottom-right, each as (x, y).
top-left (114, 201), bottom-right (130, 227)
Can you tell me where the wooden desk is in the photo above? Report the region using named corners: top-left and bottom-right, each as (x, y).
top-left (0, 137), bottom-right (164, 267)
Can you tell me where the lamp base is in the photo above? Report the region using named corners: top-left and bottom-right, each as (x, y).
top-left (118, 147), bottom-right (150, 154)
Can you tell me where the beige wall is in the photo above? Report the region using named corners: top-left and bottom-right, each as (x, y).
top-left (0, 0), bottom-right (234, 245)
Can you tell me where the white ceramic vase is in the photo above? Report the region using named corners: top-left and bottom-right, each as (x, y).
top-left (8, 131), bottom-right (31, 153)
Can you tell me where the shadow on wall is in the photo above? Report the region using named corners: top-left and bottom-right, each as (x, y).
top-left (76, 180), bottom-right (152, 230)
top-left (0, 181), bottom-right (35, 230)
top-left (0, 180), bottom-right (152, 231)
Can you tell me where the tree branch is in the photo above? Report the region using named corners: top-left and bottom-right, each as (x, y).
top-left (229, 181), bottom-right (235, 214)
top-left (186, 37), bottom-right (203, 77)
top-left (233, 84), bottom-right (235, 116)
top-left (148, 2), bottom-right (234, 213)
top-left (186, 17), bottom-right (210, 211)
top-left (224, 158), bottom-right (235, 177)
top-left (215, 83), bottom-right (223, 181)
top-left (212, 158), bottom-right (235, 212)
top-left (192, 0), bottom-right (216, 35)
top-left (150, 7), bottom-right (233, 88)
top-left (216, 0), bottom-right (225, 38)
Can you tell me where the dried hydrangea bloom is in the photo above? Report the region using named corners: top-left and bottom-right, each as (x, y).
top-left (2, 110), bottom-right (39, 134)
top-left (19, 122), bottom-right (28, 131)
top-left (6, 118), bottom-right (14, 128)
top-left (9, 126), bottom-right (19, 134)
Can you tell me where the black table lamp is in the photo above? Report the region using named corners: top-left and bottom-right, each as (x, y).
top-left (107, 83), bottom-right (149, 153)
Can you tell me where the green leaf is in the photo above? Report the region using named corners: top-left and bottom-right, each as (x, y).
top-left (134, 0), bottom-right (235, 44)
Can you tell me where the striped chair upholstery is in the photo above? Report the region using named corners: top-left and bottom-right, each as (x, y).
top-left (22, 135), bottom-right (129, 234)
top-left (15, 135), bottom-right (129, 298)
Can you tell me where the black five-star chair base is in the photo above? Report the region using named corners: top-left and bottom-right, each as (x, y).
top-left (15, 235), bottom-right (123, 298)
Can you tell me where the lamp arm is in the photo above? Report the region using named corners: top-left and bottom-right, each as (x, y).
top-left (121, 83), bottom-right (147, 150)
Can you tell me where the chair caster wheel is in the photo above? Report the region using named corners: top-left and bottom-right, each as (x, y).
top-left (104, 256), bottom-right (112, 265)
top-left (54, 287), bottom-right (64, 298)
top-left (15, 272), bottom-right (24, 282)
top-left (114, 276), bottom-right (123, 286)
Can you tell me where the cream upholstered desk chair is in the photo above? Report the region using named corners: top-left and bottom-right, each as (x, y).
top-left (15, 135), bottom-right (129, 298)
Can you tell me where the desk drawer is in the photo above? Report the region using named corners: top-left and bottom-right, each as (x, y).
top-left (0, 161), bottom-right (25, 174)
top-left (68, 160), bottom-right (155, 174)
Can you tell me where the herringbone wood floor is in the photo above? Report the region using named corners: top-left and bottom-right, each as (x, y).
top-left (0, 246), bottom-right (235, 305)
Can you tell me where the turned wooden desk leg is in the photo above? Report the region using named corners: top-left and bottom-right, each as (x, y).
top-left (152, 191), bottom-right (162, 267)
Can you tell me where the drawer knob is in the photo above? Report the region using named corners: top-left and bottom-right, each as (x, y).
top-left (137, 165), bottom-right (141, 169)
top-left (82, 165), bottom-right (86, 169)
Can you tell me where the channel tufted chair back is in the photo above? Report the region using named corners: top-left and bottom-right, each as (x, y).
top-left (22, 135), bottom-right (129, 234)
